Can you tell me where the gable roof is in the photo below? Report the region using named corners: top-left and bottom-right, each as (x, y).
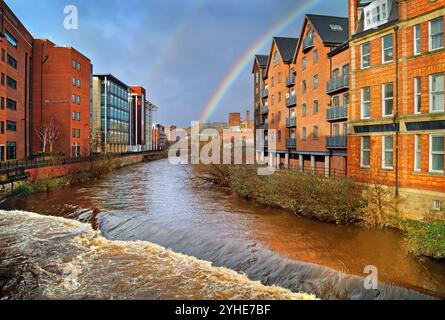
top-left (273, 37), bottom-right (299, 63)
top-left (255, 55), bottom-right (269, 67)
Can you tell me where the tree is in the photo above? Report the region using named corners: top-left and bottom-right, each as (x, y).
top-left (89, 128), bottom-right (104, 154)
top-left (35, 119), bottom-right (60, 154)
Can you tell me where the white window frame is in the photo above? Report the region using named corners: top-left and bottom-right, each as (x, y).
top-left (414, 24), bottom-right (421, 55)
top-left (361, 87), bottom-right (371, 119)
top-left (429, 134), bottom-right (444, 173)
top-left (429, 73), bottom-right (444, 113)
top-left (414, 134), bottom-right (421, 172)
top-left (363, 0), bottom-right (389, 30)
top-left (302, 127), bottom-right (307, 140)
top-left (429, 17), bottom-right (444, 52)
top-left (361, 42), bottom-right (371, 69)
top-left (414, 77), bottom-right (422, 114)
top-left (382, 34), bottom-right (393, 64)
top-left (382, 135), bottom-right (394, 170)
top-left (361, 136), bottom-right (371, 168)
top-left (382, 83), bottom-right (394, 117)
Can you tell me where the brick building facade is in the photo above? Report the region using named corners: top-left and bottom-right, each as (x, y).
top-left (252, 54), bottom-right (268, 158)
top-left (0, 1), bottom-right (33, 161)
top-left (129, 85), bottom-right (146, 150)
top-left (32, 39), bottom-right (92, 158)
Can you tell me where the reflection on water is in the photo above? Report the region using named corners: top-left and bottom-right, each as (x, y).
top-left (1, 159), bottom-right (444, 299)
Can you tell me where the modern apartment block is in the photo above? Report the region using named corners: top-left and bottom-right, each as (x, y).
top-left (292, 14), bottom-right (349, 174)
top-left (32, 39), bottom-right (92, 158)
top-left (348, 0), bottom-right (445, 217)
top-left (263, 37), bottom-right (299, 166)
top-left (145, 100), bottom-right (157, 151)
top-left (129, 85), bottom-right (146, 151)
top-left (92, 74), bottom-right (130, 154)
top-left (0, 1), bottom-right (33, 161)
top-left (252, 54), bottom-right (268, 156)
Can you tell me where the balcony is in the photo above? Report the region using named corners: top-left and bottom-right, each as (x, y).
top-left (302, 36), bottom-right (314, 52)
top-left (326, 74), bottom-right (349, 94)
top-left (286, 74), bottom-right (295, 87)
top-left (286, 117), bottom-right (296, 128)
top-left (285, 95), bottom-right (296, 108)
top-left (262, 105), bottom-right (269, 114)
top-left (261, 88), bottom-right (269, 98)
top-left (286, 138), bottom-right (296, 149)
top-left (326, 105), bottom-right (348, 121)
top-left (255, 102), bottom-right (260, 112)
top-left (326, 136), bottom-right (347, 149)
top-left (260, 123), bottom-right (268, 130)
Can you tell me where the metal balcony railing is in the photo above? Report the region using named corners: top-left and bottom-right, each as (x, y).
top-left (261, 88), bottom-right (269, 98)
top-left (303, 36), bottom-right (314, 51)
top-left (286, 74), bottom-right (295, 87)
top-left (262, 105), bottom-right (269, 114)
top-left (286, 138), bottom-right (296, 149)
top-left (285, 95), bottom-right (296, 108)
top-left (326, 105), bottom-right (348, 121)
top-left (326, 135), bottom-right (347, 149)
top-left (326, 74), bottom-right (349, 94)
top-left (286, 117), bottom-right (296, 128)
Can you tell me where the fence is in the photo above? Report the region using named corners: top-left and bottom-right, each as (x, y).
top-left (287, 163), bottom-right (347, 179)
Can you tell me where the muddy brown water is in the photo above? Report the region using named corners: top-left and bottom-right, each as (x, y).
top-left (1, 159), bottom-right (444, 299)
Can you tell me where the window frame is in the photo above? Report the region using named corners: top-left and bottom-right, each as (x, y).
top-left (429, 134), bottom-right (444, 173)
top-left (414, 24), bottom-right (421, 55)
top-left (382, 82), bottom-right (394, 117)
top-left (429, 17), bottom-right (444, 52)
top-left (382, 34), bottom-right (394, 64)
top-left (361, 136), bottom-right (371, 168)
top-left (382, 135), bottom-right (394, 170)
top-left (361, 42), bottom-right (371, 69)
top-left (414, 77), bottom-right (422, 114)
top-left (361, 87), bottom-right (371, 119)
top-left (429, 73), bottom-right (444, 113)
top-left (414, 134), bottom-right (422, 172)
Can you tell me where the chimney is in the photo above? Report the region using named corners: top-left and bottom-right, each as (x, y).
top-left (246, 110), bottom-right (251, 128)
top-left (229, 113), bottom-right (241, 128)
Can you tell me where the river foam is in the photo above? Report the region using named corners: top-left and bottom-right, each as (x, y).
top-left (0, 210), bottom-right (316, 300)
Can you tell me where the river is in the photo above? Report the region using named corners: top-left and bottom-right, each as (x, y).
top-left (1, 159), bottom-right (444, 299)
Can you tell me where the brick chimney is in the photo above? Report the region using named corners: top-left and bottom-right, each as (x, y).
top-left (229, 113), bottom-right (241, 128)
top-left (246, 110), bottom-right (251, 128)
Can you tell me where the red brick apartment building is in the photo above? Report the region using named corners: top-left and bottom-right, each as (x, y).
top-left (0, 1), bottom-right (33, 161)
top-left (129, 86), bottom-right (146, 150)
top-left (252, 54), bottom-right (268, 157)
top-left (348, 0), bottom-right (445, 217)
top-left (32, 39), bottom-right (92, 158)
top-left (292, 14), bottom-right (350, 174)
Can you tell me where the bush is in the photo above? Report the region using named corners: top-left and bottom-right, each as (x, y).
top-left (403, 220), bottom-right (445, 260)
top-left (12, 184), bottom-right (33, 197)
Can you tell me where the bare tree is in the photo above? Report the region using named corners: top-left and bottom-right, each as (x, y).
top-left (89, 128), bottom-right (103, 154)
top-left (35, 119), bottom-right (60, 154)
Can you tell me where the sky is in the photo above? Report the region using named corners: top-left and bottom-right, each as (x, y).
top-left (6, 0), bottom-right (348, 127)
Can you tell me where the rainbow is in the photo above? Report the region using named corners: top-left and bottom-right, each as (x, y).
top-left (199, 0), bottom-right (322, 123)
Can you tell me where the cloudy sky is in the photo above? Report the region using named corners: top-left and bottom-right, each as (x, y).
top-left (7, 0), bottom-right (348, 127)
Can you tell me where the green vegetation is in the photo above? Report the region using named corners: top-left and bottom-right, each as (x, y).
top-left (11, 184), bottom-right (33, 197)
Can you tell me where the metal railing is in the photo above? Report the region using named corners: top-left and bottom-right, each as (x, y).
top-left (326, 105), bottom-right (348, 121)
top-left (285, 95), bottom-right (296, 108)
top-left (286, 138), bottom-right (296, 148)
top-left (287, 164), bottom-right (347, 179)
top-left (303, 36), bottom-right (314, 50)
top-left (326, 135), bottom-right (347, 148)
top-left (286, 117), bottom-right (296, 128)
top-left (286, 74), bottom-right (295, 87)
top-left (326, 74), bottom-right (349, 94)
top-left (262, 105), bottom-right (269, 114)
top-left (261, 88), bottom-right (269, 98)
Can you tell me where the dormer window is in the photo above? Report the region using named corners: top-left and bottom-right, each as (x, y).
top-left (364, 0), bottom-right (391, 31)
top-left (273, 51), bottom-right (279, 65)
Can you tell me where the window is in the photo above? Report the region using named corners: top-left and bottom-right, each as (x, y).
top-left (414, 24), bottom-right (421, 55)
top-left (313, 75), bottom-right (318, 89)
top-left (6, 98), bottom-right (16, 111)
top-left (6, 76), bottom-right (17, 89)
top-left (77, 129), bottom-right (81, 138)
top-left (414, 77), bottom-right (422, 114)
top-left (382, 83), bottom-right (394, 116)
top-left (302, 127), bottom-right (307, 140)
top-left (255, 72), bottom-right (259, 84)
top-left (278, 92), bottom-right (282, 103)
top-left (429, 134), bottom-right (444, 173)
top-left (72, 59), bottom-right (77, 69)
top-left (72, 76), bottom-right (76, 86)
top-left (414, 134), bottom-right (421, 172)
top-left (1, 73), bottom-right (4, 86)
top-left (313, 126), bottom-right (319, 140)
top-left (271, 95), bottom-right (275, 105)
top-left (7, 54), bottom-right (17, 69)
top-left (433, 200), bottom-right (441, 211)
top-left (0, 121), bottom-right (4, 134)
top-left (77, 95), bottom-right (81, 105)
top-left (361, 42), bottom-right (371, 69)
top-left (313, 49), bottom-right (318, 63)
top-left (429, 17), bottom-right (444, 51)
top-left (271, 77), bottom-right (275, 87)
top-left (78, 62), bottom-right (81, 72)
top-left (278, 130), bottom-right (282, 142)
top-left (1, 97), bottom-right (4, 110)
top-left (72, 129), bottom-right (76, 137)
top-left (302, 103), bottom-right (307, 116)
top-left (77, 112), bottom-right (81, 121)
top-left (278, 72), bottom-right (282, 84)
top-left (344, 93), bottom-right (350, 109)
top-left (382, 136), bottom-right (394, 169)
top-left (6, 121), bottom-right (16, 131)
top-left (361, 87), bottom-right (371, 119)
top-left (72, 111), bottom-right (76, 120)
top-left (302, 80), bottom-right (306, 94)
top-left (363, 0), bottom-right (389, 30)
top-left (430, 73), bottom-right (444, 112)
top-left (361, 136), bottom-right (371, 168)
top-left (273, 51), bottom-right (279, 64)
top-left (5, 31), bottom-right (17, 48)
top-left (302, 57), bottom-right (306, 70)
top-left (313, 100), bottom-right (318, 114)
top-left (278, 111), bottom-right (281, 122)
top-left (271, 113), bottom-right (275, 124)
top-left (6, 142), bottom-right (16, 160)
top-left (382, 34), bottom-right (393, 63)
top-left (72, 94), bottom-right (76, 103)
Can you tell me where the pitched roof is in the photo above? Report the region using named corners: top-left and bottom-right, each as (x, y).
top-left (255, 55), bottom-right (269, 67)
top-left (273, 37), bottom-right (299, 63)
top-left (306, 14), bottom-right (349, 44)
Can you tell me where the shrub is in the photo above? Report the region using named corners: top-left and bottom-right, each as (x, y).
top-left (12, 184), bottom-right (33, 197)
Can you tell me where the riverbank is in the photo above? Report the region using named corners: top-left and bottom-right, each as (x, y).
top-left (4, 150), bottom-right (168, 199)
top-left (0, 210), bottom-right (316, 300)
top-left (192, 164), bottom-right (445, 260)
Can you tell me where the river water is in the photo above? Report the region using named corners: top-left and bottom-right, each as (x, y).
top-left (1, 159), bottom-right (444, 299)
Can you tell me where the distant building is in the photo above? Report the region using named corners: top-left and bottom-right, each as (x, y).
top-left (152, 123), bottom-right (165, 150)
top-left (92, 74), bottom-right (130, 154)
top-left (32, 39), bottom-right (92, 158)
top-left (145, 101), bottom-right (158, 150)
top-left (228, 111), bottom-right (253, 130)
top-left (252, 54), bottom-right (269, 154)
top-left (129, 86), bottom-right (147, 152)
top-left (164, 124), bottom-right (178, 142)
top-left (0, 1), bottom-right (33, 161)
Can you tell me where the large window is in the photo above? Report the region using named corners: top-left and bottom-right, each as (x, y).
top-left (429, 134), bottom-right (444, 173)
top-left (364, 0), bottom-right (389, 30)
top-left (382, 34), bottom-right (393, 63)
top-left (313, 126), bottom-right (319, 140)
top-left (382, 83), bottom-right (394, 116)
top-left (414, 77), bottom-right (422, 114)
top-left (430, 73), bottom-right (444, 112)
top-left (361, 136), bottom-right (371, 168)
top-left (6, 98), bottom-right (16, 111)
top-left (361, 87), bottom-right (371, 119)
top-left (361, 42), bottom-right (371, 69)
top-left (5, 32), bottom-right (17, 48)
top-left (6, 142), bottom-right (16, 160)
top-left (414, 134), bottom-right (421, 172)
top-left (382, 136), bottom-right (394, 169)
top-left (6, 76), bottom-right (16, 90)
top-left (6, 121), bottom-right (16, 131)
top-left (414, 24), bottom-right (421, 55)
top-left (7, 54), bottom-right (17, 69)
top-left (429, 17), bottom-right (444, 51)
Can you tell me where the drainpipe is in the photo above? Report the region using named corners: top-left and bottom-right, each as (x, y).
top-left (394, 25), bottom-right (400, 197)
